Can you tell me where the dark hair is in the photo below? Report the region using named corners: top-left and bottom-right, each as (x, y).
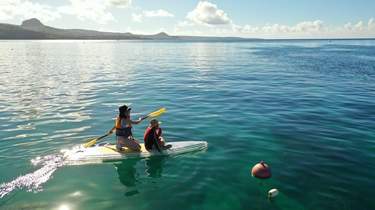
top-left (119, 105), bottom-right (130, 118)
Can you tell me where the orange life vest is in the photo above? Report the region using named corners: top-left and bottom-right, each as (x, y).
top-left (115, 117), bottom-right (132, 137)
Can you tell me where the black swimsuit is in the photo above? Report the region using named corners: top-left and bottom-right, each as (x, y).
top-left (115, 118), bottom-right (132, 138)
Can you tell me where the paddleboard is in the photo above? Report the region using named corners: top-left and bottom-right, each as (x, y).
top-left (62, 141), bottom-right (207, 164)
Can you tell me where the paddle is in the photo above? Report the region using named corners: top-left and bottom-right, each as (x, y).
top-left (82, 107), bottom-right (167, 148)
top-left (142, 107), bottom-right (166, 120)
top-left (82, 132), bottom-right (112, 148)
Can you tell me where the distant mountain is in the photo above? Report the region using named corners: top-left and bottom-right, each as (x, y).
top-left (0, 18), bottom-right (142, 39)
top-left (0, 18), bottom-right (259, 41)
top-left (21, 18), bottom-right (47, 30)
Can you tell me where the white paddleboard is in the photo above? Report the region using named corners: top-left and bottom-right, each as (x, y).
top-left (61, 141), bottom-right (207, 164)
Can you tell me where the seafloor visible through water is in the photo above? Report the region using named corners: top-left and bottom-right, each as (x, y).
top-left (0, 40), bottom-right (374, 210)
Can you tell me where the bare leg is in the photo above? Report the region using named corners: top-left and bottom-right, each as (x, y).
top-left (116, 136), bottom-right (126, 151)
top-left (159, 139), bottom-right (166, 147)
top-left (123, 136), bottom-right (141, 152)
top-left (159, 137), bottom-right (171, 150)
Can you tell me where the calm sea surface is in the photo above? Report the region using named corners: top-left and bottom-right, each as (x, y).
top-left (0, 40), bottom-right (374, 210)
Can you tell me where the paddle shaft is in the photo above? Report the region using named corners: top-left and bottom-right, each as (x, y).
top-left (97, 132), bottom-right (111, 141)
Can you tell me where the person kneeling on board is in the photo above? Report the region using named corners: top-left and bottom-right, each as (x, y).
top-left (110, 105), bottom-right (145, 152)
top-left (144, 119), bottom-right (172, 152)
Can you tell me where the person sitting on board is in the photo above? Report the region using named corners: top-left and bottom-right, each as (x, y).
top-left (110, 105), bottom-right (145, 152)
top-left (144, 119), bottom-right (172, 152)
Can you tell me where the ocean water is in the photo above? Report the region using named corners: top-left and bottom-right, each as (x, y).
top-left (0, 40), bottom-right (374, 210)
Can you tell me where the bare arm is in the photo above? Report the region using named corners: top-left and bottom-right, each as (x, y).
top-left (130, 117), bottom-right (144, 125)
top-left (153, 129), bottom-right (162, 152)
top-left (158, 128), bottom-right (164, 141)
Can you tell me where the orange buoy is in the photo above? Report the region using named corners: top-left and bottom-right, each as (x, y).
top-left (251, 161), bottom-right (271, 179)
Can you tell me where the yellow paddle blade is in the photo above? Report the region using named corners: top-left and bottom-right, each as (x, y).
top-left (147, 107), bottom-right (166, 118)
top-left (83, 138), bottom-right (98, 148)
top-left (82, 132), bottom-right (111, 148)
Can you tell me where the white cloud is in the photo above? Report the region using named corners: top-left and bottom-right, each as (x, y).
top-left (344, 20), bottom-right (365, 32)
top-left (237, 20), bottom-right (324, 35)
top-left (0, 0), bottom-right (133, 25)
top-left (176, 16), bottom-right (375, 38)
top-left (143, 9), bottom-right (174, 17)
top-left (187, 1), bottom-right (231, 25)
top-left (294, 20), bottom-right (324, 32)
top-left (355, 21), bottom-right (364, 30)
top-left (58, 0), bottom-right (116, 24)
top-left (180, 1), bottom-right (329, 37)
top-left (332, 19), bottom-right (375, 38)
top-left (109, 0), bottom-right (132, 8)
top-left (131, 9), bottom-right (174, 22)
top-left (0, 0), bottom-right (61, 23)
top-left (178, 1), bottom-right (374, 38)
top-left (175, 1), bottom-right (232, 35)
top-left (132, 13), bottom-right (143, 22)
top-left (369, 18), bottom-right (375, 30)
top-left (59, 0), bottom-right (132, 24)
top-left (237, 19), bottom-right (375, 38)
top-left (177, 21), bottom-right (195, 27)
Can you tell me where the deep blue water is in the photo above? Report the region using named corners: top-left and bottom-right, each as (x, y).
top-left (0, 40), bottom-right (374, 210)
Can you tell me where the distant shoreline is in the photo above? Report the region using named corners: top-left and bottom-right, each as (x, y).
top-left (0, 38), bottom-right (374, 41)
top-left (1, 18), bottom-right (374, 41)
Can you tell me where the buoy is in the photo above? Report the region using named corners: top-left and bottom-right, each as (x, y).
top-left (268, 188), bottom-right (279, 198)
top-left (251, 161), bottom-right (271, 179)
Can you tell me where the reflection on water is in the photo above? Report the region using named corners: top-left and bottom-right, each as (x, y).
top-left (115, 159), bottom-right (139, 188)
top-left (114, 156), bottom-right (167, 197)
top-left (114, 159), bottom-right (140, 197)
top-left (145, 156), bottom-right (166, 178)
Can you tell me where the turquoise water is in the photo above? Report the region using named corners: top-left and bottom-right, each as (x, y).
top-left (0, 40), bottom-right (374, 210)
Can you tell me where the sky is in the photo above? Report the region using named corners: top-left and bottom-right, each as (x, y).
top-left (0, 0), bottom-right (374, 38)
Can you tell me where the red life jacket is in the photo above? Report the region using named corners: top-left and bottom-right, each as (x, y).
top-left (144, 127), bottom-right (162, 150)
